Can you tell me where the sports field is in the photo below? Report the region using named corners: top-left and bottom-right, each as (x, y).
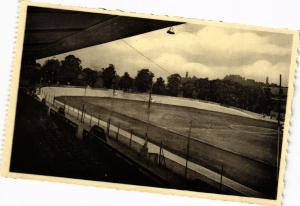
top-left (57, 95), bottom-right (280, 197)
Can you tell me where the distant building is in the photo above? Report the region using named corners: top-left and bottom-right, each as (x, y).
top-left (185, 72), bottom-right (189, 78)
top-left (269, 86), bottom-right (288, 120)
top-left (223, 74), bottom-right (245, 84)
top-left (245, 79), bottom-right (255, 86)
top-left (266, 76), bottom-right (269, 86)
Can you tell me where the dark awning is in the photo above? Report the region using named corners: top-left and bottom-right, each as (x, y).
top-left (23, 6), bottom-right (183, 60)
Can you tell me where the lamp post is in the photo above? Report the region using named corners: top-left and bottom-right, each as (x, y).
top-left (84, 85), bottom-right (87, 96)
top-left (142, 82), bottom-right (153, 152)
top-left (184, 120), bottom-right (192, 179)
top-left (109, 77), bottom-right (117, 122)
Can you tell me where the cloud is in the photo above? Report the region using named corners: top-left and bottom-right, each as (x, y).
top-left (238, 60), bottom-right (289, 85)
top-left (125, 25), bottom-right (292, 66)
top-left (154, 53), bottom-right (212, 78)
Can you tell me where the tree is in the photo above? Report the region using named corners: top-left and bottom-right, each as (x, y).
top-left (195, 78), bottom-right (210, 100)
top-left (81, 68), bottom-right (97, 86)
top-left (60, 55), bottom-right (82, 84)
top-left (102, 64), bottom-right (116, 88)
top-left (20, 59), bottom-right (42, 85)
top-left (152, 77), bottom-right (166, 95)
top-left (119, 72), bottom-right (133, 91)
top-left (134, 69), bottom-right (154, 92)
top-left (41, 59), bottom-right (60, 83)
top-left (182, 78), bottom-right (196, 98)
top-left (166, 73), bottom-right (181, 96)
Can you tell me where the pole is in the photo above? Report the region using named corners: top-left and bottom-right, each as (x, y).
top-left (83, 109), bottom-right (86, 123)
top-left (97, 114), bottom-right (100, 126)
top-left (184, 120), bottom-right (192, 179)
top-left (159, 141), bottom-right (163, 165)
top-left (77, 108), bottom-right (80, 120)
top-left (109, 80), bottom-right (115, 127)
top-left (80, 104), bottom-right (85, 123)
top-left (116, 123), bottom-right (120, 141)
top-left (276, 74), bottom-right (282, 179)
top-left (90, 113), bottom-right (93, 126)
top-left (107, 118), bottom-right (111, 136)
top-left (144, 83), bottom-right (153, 147)
top-left (129, 129), bottom-right (133, 147)
top-left (219, 164), bottom-right (224, 192)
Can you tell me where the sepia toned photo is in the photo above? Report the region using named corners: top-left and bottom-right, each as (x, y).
top-left (1, 2), bottom-right (299, 206)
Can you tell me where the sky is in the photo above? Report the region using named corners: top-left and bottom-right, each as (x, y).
top-left (37, 23), bottom-right (294, 86)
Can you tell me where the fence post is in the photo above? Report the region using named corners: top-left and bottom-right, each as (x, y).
top-left (90, 113), bottom-right (92, 126)
top-left (129, 129), bottom-right (133, 148)
top-left (184, 120), bottom-right (192, 179)
top-left (83, 109), bottom-right (86, 123)
top-left (219, 164), bottom-right (224, 192)
top-left (116, 123), bottom-right (120, 141)
top-left (107, 118), bottom-right (111, 136)
top-left (80, 104), bottom-right (85, 123)
top-left (158, 141), bottom-right (162, 165)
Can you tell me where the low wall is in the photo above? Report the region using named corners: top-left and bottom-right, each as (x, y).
top-left (40, 86), bottom-right (259, 119)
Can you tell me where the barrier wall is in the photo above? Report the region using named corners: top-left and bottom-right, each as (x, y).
top-left (40, 86), bottom-right (262, 119)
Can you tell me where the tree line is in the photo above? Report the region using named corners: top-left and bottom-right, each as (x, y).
top-left (22, 54), bottom-right (279, 115)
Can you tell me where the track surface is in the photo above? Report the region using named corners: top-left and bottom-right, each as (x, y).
top-left (57, 96), bottom-right (280, 197)
top-left (58, 96), bottom-right (278, 165)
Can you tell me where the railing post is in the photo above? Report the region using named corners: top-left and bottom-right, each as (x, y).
top-left (53, 96), bottom-right (55, 108)
top-left (83, 109), bottom-right (86, 123)
top-left (80, 104), bottom-right (85, 123)
top-left (90, 113), bottom-right (93, 126)
top-left (107, 118), bottom-right (111, 136)
top-left (116, 123), bottom-right (120, 141)
top-left (185, 120), bottom-right (192, 179)
top-left (158, 141), bottom-right (162, 165)
top-left (129, 129), bottom-right (133, 148)
top-left (219, 164), bottom-right (224, 192)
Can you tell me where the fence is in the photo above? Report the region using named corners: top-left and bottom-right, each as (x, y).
top-left (45, 95), bottom-right (276, 198)
top-left (36, 85), bottom-right (280, 198)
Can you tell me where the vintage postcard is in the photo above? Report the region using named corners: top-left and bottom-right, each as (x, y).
top-left (1, 1), bottom-right (299, 206)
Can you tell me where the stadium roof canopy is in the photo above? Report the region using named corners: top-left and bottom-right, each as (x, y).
top-left (23, 6), bottom-right (183, 60)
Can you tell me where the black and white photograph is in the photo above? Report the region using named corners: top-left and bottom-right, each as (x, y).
top-left (2, 2), bottom-right (299, 205)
